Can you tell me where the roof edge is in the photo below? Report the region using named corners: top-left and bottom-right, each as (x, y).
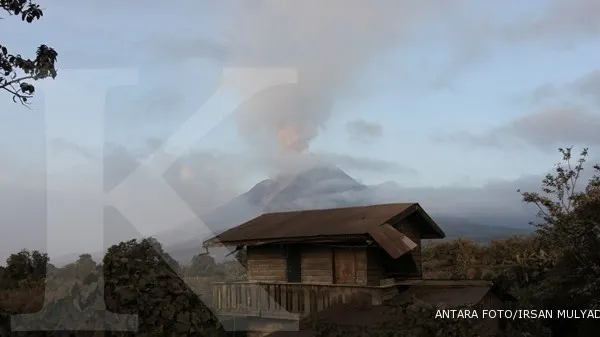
top-left (203, 234), bottom-right (370, 248)
top-left (412, 203), bottom-right (446, 239)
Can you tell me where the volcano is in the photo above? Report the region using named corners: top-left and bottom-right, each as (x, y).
top-left (157, 163), bottom-right (376, 261)
top-left (161, 163), bottom-right (374, 241)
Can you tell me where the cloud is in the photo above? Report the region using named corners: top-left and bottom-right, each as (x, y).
top-left (481, 68), bottom-right (600, 152)
top-left (318, 152), bottom-right (415, 174)
top-left (518, 69), bottom-right (600, 106)
top-left (429, 17), bottom-right (495, 89)
top-left (517, 83), bottom-right (560, 105)
top-left (102, 145), bottom-right (249, 216)
top-left (1, 139), bottom-right (419, 261)
top-left (149, 38), bottom-right (229, 65)
top-left (373, 153), bottom-right (600, 222)
top-left (573, 69), bottom-right (600, 104)
top-left (346, 119), bottom-right (383, 143)
top-left (431, 0), bottom-right (600, 88)
top-left (198, 0), bottom-right (461, 153)
top-left (505, 0), bottom-right (600, 43)
top-left (50, 138), bottom-right (96, 163)
top-left (0, 141), bottom-right (256, 260)
top-left (437, 108), bottom-right (600, 151)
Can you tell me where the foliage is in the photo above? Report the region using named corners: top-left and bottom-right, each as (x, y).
top-left (504, 147), bottom-right (600, 336)
top-left (1, 0), bottom-right (58, 104)
top-left (0, 238), bottom-right (238, 336)
top-left (185, 253), bottom-right (217, 277)
top-left (234, 248), bottom-right (247, 269)
top-left (303, 300), bottom-right (498, 337)
top-left (421, 236), bottom-right (537, 281)
top-left (0, 249), bottom-right (50, 289)
top-left (102, 238), bottom-right (225, 336)
top-left (422, 148), bottom-right (600, 336)
top-left (217, 260), bottom-right (247, 282)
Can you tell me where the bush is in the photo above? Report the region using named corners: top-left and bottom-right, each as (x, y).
top-left (0, 238), bottom-right (235, 336)
top-left (103, 238), bottom-right (225, 336)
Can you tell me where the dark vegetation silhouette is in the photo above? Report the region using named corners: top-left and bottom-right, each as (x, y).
top-left (0, 147), bottom-right (598, 336)
top-left (1, 0), bottom-right (58, 105)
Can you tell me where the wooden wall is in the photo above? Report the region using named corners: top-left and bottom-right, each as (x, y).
top-left (332, 247), bottom-right (367, 285)
top-left (366, 248), bottom-right (383, 285)
top-left (299, 246), bottom-right (368, 285)
top-left (246, 240), bottom-right (424, 285)
top-left (353, 248), bottom-right (368, 285)
top-left (361, 215), bottom-right (425, 283)
top-left (391, 215), bottom-right (423, 278)
top-left (247, 245), bottom-right (287, 282)
top-left (300, 246), bottom-right (333, 284)
top-left (247, 245), bottom-right (369, 284)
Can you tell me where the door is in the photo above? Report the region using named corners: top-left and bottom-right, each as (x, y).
top-left (334, 248), bottom-right (356, 284)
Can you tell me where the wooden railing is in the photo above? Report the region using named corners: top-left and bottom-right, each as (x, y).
top-left (211, 281), bottom-right (399, 319)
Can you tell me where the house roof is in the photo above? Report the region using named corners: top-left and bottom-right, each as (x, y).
top-left (203, 203), bottom-right (445, 249)
top-left (368, 223), bottom-right (418, 259)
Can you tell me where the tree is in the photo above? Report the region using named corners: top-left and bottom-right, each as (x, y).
top-left (187, 253), bottom-right (217, 277)
top-left (235, 248), bottom-right (247, 269)
top-left (1, 0), bottom-right (58, 104)
top-left (502, 147), bottom-right (600, 337)
top-left (102, 238), bottom-right (226, 336)
top-left (0, 249), bottom-right (49, 288)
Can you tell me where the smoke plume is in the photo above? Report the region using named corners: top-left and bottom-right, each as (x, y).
top-left (226, 0), bottom-right (452, 154)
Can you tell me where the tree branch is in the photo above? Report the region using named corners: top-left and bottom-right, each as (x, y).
top-left (1, 83), bottom-right (33, 107)
top-left (0, 75), bottom-right (35, 90)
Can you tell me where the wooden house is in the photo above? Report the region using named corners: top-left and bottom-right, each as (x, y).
top-left (203, 203), bottom-right (512, 337)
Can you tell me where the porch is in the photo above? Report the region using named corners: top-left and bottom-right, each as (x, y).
top-left (212, 281), bottom-right (400, 320)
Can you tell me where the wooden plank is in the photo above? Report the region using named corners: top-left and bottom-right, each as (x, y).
top-left (266, 284), bottom-right (272, 312)
top-left (366, 248), bottom-right (383, 285)
top-left (213, 281), bottom-right (410, 319)
top-left (301, 246), bottom-right (333, 283)
top-left (246, 284), bottom-right (251, 311)
top-left (291, 286), bottom-right (297, 312)
top-left (334, 248), bottom-right (356, 284)
top-left (396, 218), bottom-right (423, 278)
top-left (232, 283), bottom-right (238, 310)
top-left (252, 284), bottom-right (259, 312)
top-left (281, 284), bottom-right (288, 311)
top-left (247, 245), bottom-right (287, 282)
top-left (260, 284), bottom-right (267, 315)
top-left (355, 249), bottom-right (368, 285)
top-left (317, 288), bottom-right (324, 311)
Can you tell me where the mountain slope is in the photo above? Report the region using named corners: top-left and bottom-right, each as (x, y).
top-left (161, 163), bottom-right (375, 262)
top-left (190, 163), bottom-right (373, 235)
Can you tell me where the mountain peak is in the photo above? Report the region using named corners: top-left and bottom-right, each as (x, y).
top-left (375, 181), bottom-right (401, 189)
top-left (262, 163), bottom-right (372, 212)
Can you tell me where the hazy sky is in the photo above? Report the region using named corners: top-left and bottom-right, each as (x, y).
top-left (1, 0), bottom-right (599, 260)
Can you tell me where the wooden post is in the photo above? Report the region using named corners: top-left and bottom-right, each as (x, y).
top-left (280, 283), bottom-right (287, 312)
top-left (303, 287), bottom-right (311, 316)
